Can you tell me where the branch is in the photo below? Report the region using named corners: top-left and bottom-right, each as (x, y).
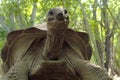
top-left (107, 7), bottom-right (120, 38)
top-left (30, 2), bottom-right (37, 26)
top-left (78, 0), bottom-right (102, 66)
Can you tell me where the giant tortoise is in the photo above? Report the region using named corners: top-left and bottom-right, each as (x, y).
top-left (1, 7), bottom-right (112, 80)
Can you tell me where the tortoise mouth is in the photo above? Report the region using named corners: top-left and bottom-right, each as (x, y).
top-left (47, 17), bottom-right (69, 22)
top-left (47, 20), bottom-right (69, 23)
top-left (47, 20), bottom-right (69, 30)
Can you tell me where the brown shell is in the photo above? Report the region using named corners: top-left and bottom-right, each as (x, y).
top-left (1, 26), bottom-right (92, 73)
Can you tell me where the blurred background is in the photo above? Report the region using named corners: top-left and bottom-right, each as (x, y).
top-left (0, 0), bottom-right (120, 78)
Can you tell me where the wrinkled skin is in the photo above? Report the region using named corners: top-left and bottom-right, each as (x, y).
top-left (1, 7), bottom-right (112, 80)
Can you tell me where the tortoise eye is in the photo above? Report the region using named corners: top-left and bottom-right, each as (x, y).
top-left (64, 9), bottom-right (68, 14)
top-left (48, 9), bottom-right (54, 15)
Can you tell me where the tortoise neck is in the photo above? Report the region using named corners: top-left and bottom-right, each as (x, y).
top-left (43, 28), bottom-right (66, 60)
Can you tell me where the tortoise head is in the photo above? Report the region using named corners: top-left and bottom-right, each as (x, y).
top-left (46, 7), bottom-right (69, 30)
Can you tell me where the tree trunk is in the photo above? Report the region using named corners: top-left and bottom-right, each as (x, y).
top-left (78, 0), bottom-right (102, 66)
top-left (102, 0), bottom-right (113, 75)
top-left (30, 2), bottom-right (37, 26)
top-left (92, 0), bottom-right (105, 69)
top-left (16, 0), bottom-right (27, 28)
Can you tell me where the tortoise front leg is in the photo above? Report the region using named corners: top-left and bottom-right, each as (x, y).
top-left (2, 61), bottom-right (28, 80)
top-left (65, 54), bottom-right (113, 80)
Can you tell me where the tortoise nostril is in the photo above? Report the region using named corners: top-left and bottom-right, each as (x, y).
top-left (57, 13), bottom-right (64, 20)
top-left (57, 13), bottom-right (63, 17)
